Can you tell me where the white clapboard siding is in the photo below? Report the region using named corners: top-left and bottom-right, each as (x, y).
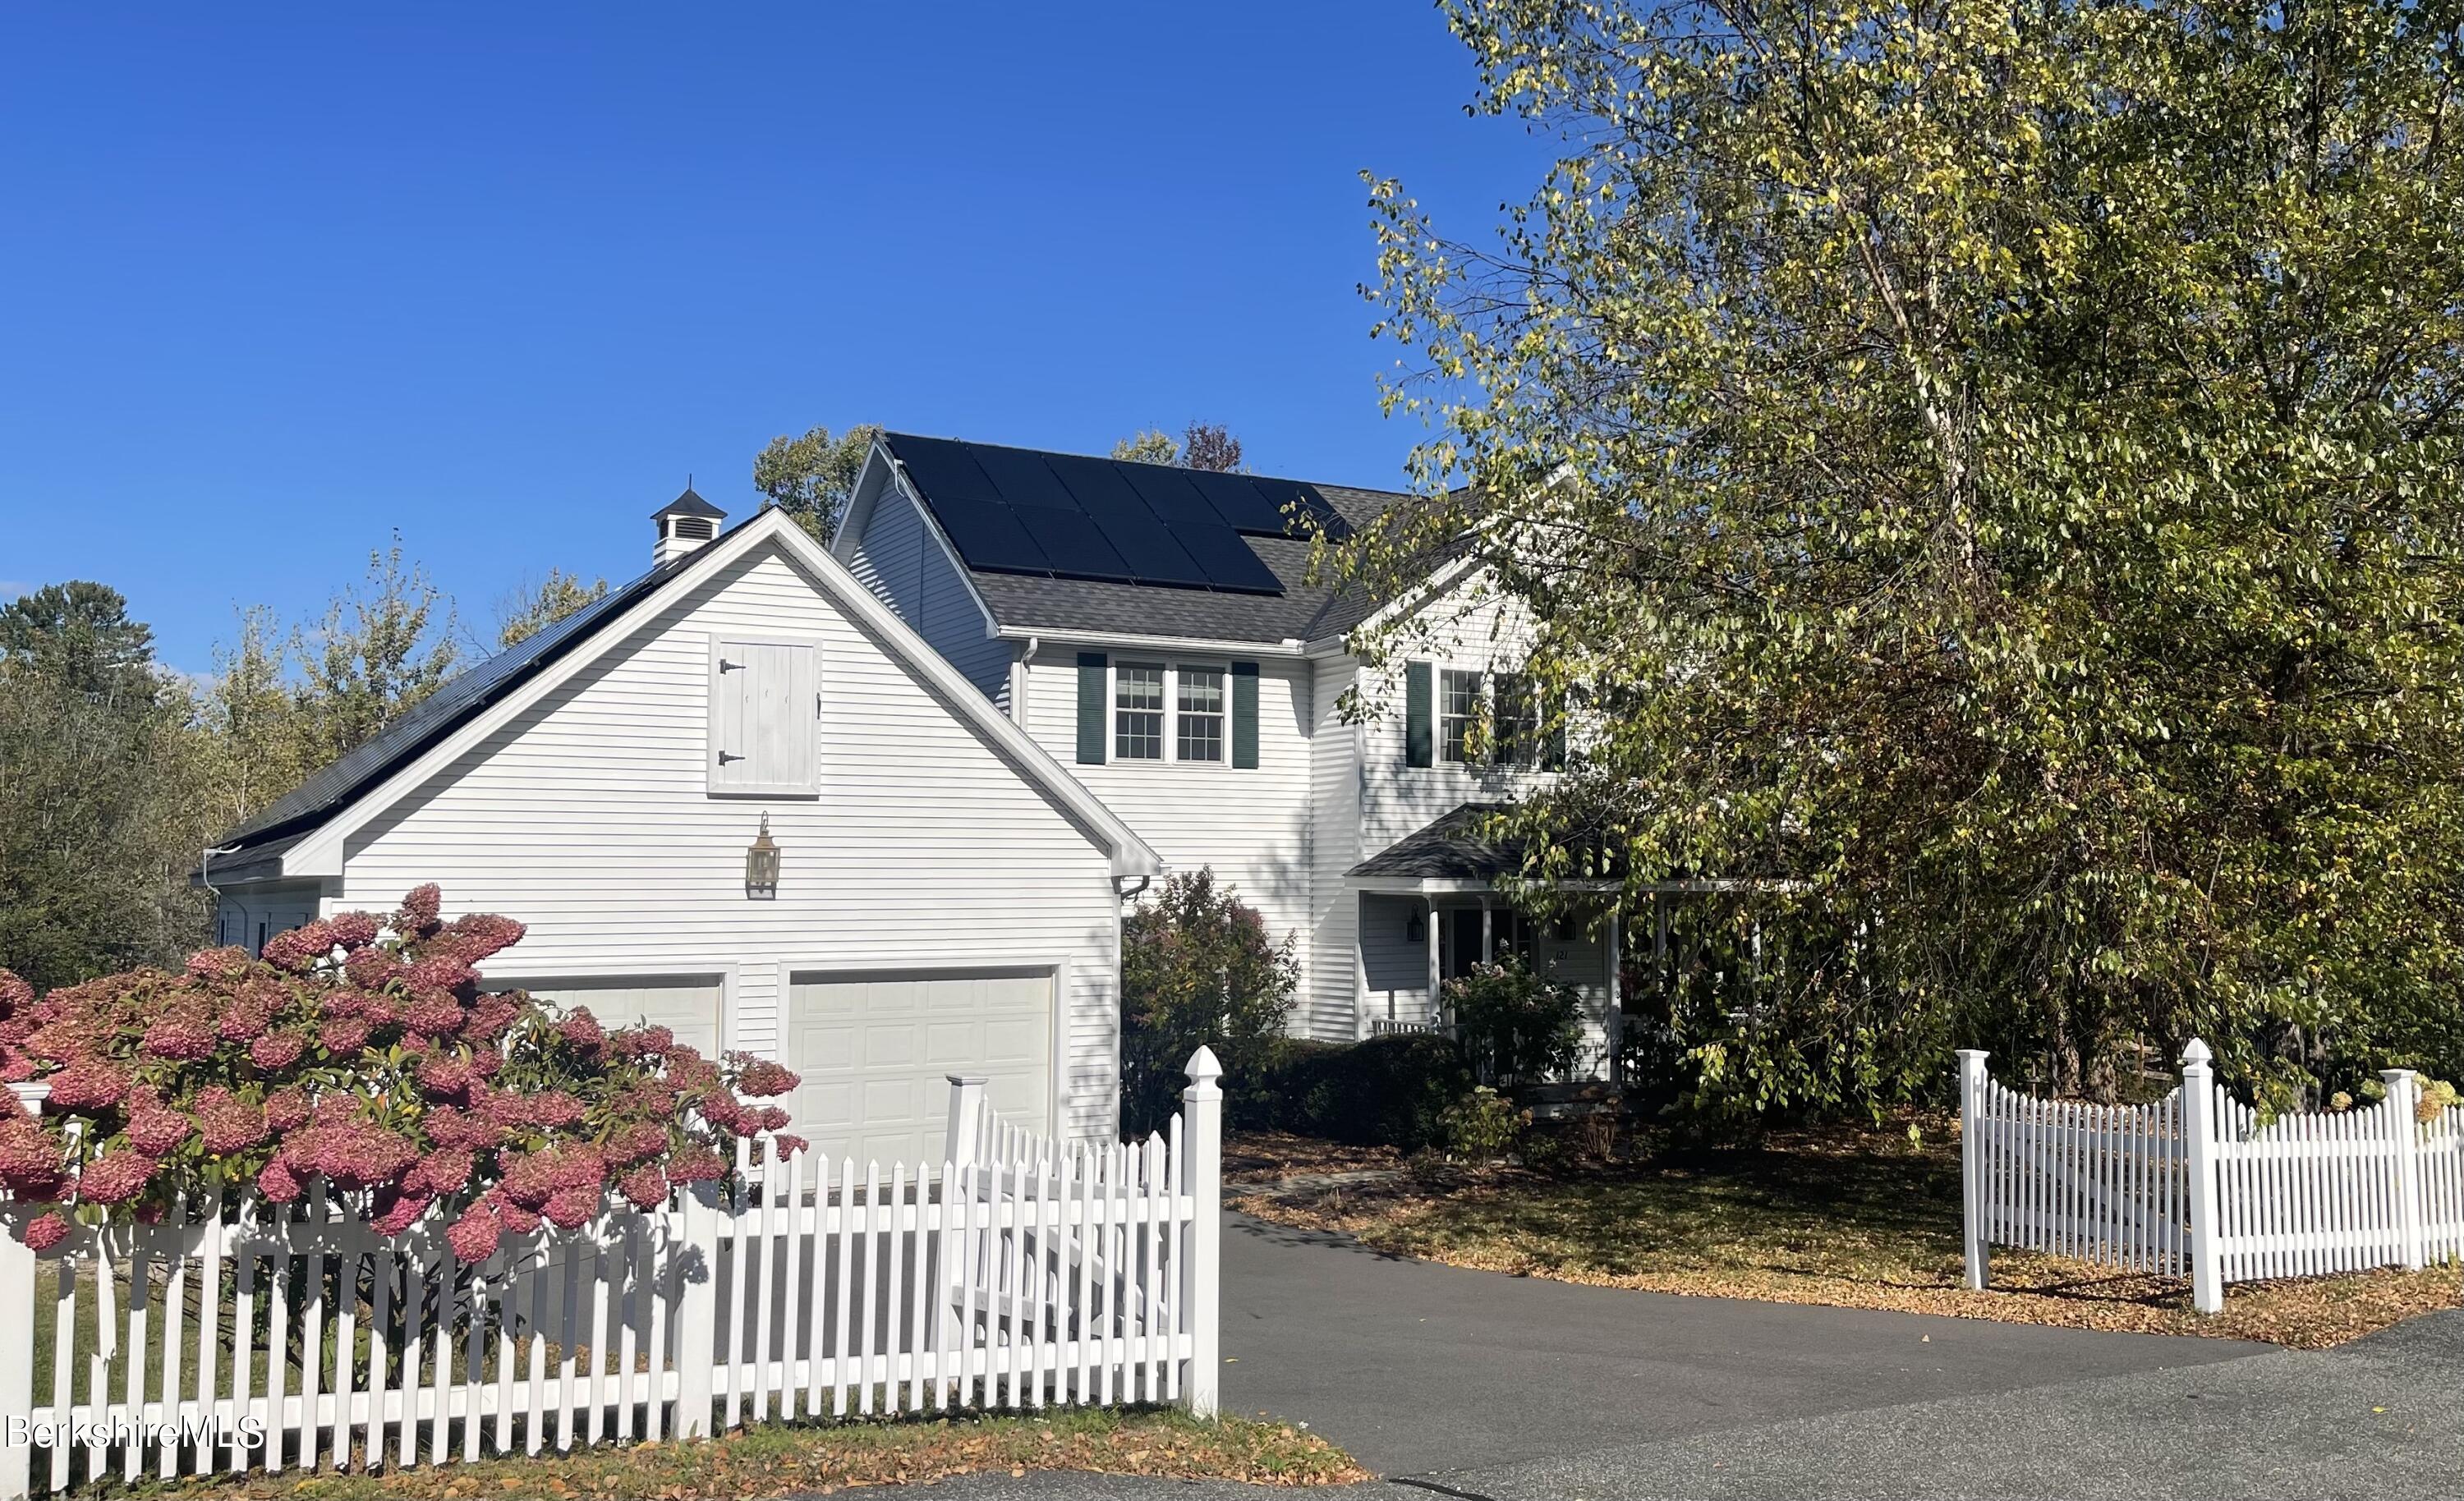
top-left (1961, 1046), bottom-right (2458, 1314)
top-left (0, 1057), bottom-right (1225, 1499)
top-left (1016, 652), bottom-right (1318, 1013)
top-left (328, 537), bottom-right (1122, 1142)
top-left (844, 483), bottom-right (1013, 708)
top-left (1305, 657), bottom-right (1365, 1040)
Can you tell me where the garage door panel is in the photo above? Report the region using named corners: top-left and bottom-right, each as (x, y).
top-left (786, 971), bottom-right (1052, 1165)
top-left (525, 978), bottom-right (723, 1058)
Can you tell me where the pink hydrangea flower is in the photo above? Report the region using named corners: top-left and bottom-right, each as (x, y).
top-left (257, 1159), bottom-right (303, 1203)
top-left (44, 1059), bottom-right (130, 1111)
top-left (126, 1108), bottom-right (191, 1157)
top-left (139, 1017), bottom-right (218, 1063)
top-left (264, 1088), bottom-right (311, 1132)
top-left (448, 1204), bottom-right (503, 1261)
top-left (22, 1211), bottom-right (68, 1251)
top-left (318, 1017), bottom-right (371, 1056)
top-left (404, 994), bottom-right (465, 1038)
top-left (343, 948), bottom-right (401, 990)
top-left (618, 1164), bottom-right (669, 1210)
top-left (556, 1010), bottom-right (604, 1052)
top-left (80, 1152), bottom-right (156, 1206)
top-left (251, 1031), bottom-right (309, 1071)
top-left (396, 884), bottom-right (443, 934)
top-left (259, 928), bottom-right (325, 972)
top-left (544, 1186), bottom-right (598, 1229)
top-left (196, 1089), bottom-right (268, 1154)
top-left (734, 1058), bottom-right (800, 1098)
top-left (183, 948), bottom-right (251, 982)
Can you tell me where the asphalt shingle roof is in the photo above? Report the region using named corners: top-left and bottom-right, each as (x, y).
top-left (1346, 802), bottom-right (1522, 880)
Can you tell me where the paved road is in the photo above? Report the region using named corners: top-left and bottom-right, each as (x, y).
top-left (1218, 1212), bottom-right (2257, 1477)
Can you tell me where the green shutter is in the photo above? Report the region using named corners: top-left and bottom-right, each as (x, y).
top-left (1231, 661), bottom-right (1260, 769)
top-left (1076, 652), bottom-right (1107, 764)
top-left (1404, 661), bottom-right (1433, 768)
top-left (1543, 689), bottom-right (1568, 772)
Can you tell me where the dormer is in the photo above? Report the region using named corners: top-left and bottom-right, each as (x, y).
top-left (652, 487), bottom-right (727, 566)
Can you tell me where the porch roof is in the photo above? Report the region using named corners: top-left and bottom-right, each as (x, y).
top-left (1345, 801), bottom-right (1769, 897)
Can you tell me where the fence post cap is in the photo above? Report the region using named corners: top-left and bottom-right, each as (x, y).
top-left (2181, 1038), bottom-right (2213, 1066)
top-left (2379, 1067), bottom-right (2419, 1085)
top-left (945, 1074), bottom-right (987, 1088)
top-left (4, 1081), bottom-right (47, 1113)
top-left (1184, 1044), bottom-right (1224, 1084)
top-left (1954, 1049), bottom-right (1991, 1062)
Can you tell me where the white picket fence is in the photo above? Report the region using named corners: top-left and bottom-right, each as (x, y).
top-left (0, 1049), bottom-right (1224, 1497)
top-left (1959, 1041), bottom-right (2464, 1311)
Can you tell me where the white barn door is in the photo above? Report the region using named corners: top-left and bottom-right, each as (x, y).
top-left (785, 971), bottom-right (1052, 1167)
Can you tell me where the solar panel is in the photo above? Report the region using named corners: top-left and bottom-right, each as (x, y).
top-left (1182, 471), bottom-right (1288, 535)
top-left (929, 496), bottom-right (1050, 575)
top-left (1115, 461), bottom-right (1225, 526)
top-left (967, 443), bottom-right (1082, 512)
top-left (1042, 452), bottom-right (1155, 518)
top-left (1014, 507), bottom-right (1133, 581)
top-left (890, 436), bottom-right (1001, 502)
top-left (1165, 520), bottom-right (1285, 593)
top-left (1248, 476), bottom-right (1349, 539)
top-left (1096, 510), bottom-right (1214, 587)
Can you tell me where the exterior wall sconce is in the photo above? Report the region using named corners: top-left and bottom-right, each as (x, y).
top-left (1406, 911), bottom-right (1425, 943)
top-left (745, 813), bottom-right (781, 899)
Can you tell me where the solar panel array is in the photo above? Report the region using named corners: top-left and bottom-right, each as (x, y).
top-left (885, 434), bottom-right (1349, 595)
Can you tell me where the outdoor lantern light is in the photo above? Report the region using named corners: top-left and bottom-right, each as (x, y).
top-left (745, 814), bottom-right (781, 898)
top-left (1406, 911), bottom-right (1425, 943)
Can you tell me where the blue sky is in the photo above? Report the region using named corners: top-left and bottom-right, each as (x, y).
top-left (0, 5), bottom-right (1547, 672)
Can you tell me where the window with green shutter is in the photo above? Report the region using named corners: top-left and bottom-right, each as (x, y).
top-left (1075, 652), bottom-right (1107, 764)
top-left (1231, 662), bottom-right (1259, 769)
top-left (1404, 661), bottom-right (1433, 768)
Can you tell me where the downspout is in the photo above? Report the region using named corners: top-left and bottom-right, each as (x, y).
top-left (1017, 635), bottom-right (1041, 723)
top-left (199, 843), bottom-right (242, 944)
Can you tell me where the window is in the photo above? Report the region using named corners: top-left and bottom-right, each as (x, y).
top-left (1177, 667), bottom-right (1225, 762)
top-left (1494, 672), bottom-right (1539, 768)
top-left (1439, 668), bottom-right (1483, 764)
top-left (1115, 663), bottom-right (1165, 760)
top-left (710, 636), bottom-right (820, 795)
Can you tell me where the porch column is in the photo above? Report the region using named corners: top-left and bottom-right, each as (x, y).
top-left (1606, 908), bottom-right (1623, 1090)
top-left (1426, 897), bottom-right (1442, 1021)
top-left (1480, 897), bottom-right (1494, 964)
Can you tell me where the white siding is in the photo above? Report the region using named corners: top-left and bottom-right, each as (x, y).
top-left (1358, 894), bottom-right (1432, 1022)
top-left (1358, 582), bottom-right (1552, 856)
top-left (1016, 652), bottom-right (1318, 1031)
top-left (846, 483), bottom-right (1013, 709)
top-left (1304, 655), bottom-right (1364, 1039)
top-left (330, 536), bottom-right (1125, 1143)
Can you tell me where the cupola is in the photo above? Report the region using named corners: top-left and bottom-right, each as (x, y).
top-left (652, 486), bottom-right (727, 566)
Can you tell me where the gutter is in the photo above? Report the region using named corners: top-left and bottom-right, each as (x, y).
top-left (991, 626), bottom-right (1308, 659)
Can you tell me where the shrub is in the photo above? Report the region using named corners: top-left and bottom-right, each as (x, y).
top-left (1440, 1087), bottom-right (1527, 1159)
top-left (0, 884), bottom-right (796, 1253)
top-left (1446, 957), bottom-right (1584, 1086)
top-left (1121, 870), bottom-right (1295, 1135)
top-left (1242, 1034), bottom-right (1473, 1150)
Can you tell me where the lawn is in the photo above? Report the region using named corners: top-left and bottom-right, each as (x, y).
top-left (1230, 1123), bottom-right (2464, 1349)
top-left (87, 1410), bottom-right (1363, 1498)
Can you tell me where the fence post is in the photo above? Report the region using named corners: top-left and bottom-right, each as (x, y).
top-left (1179, 1046), bottom-right (1223, 1421)
top-left (2381, 1068), bottom-right (2425, 1271)
top-left (672, 1180), bottom-right (721, 1439)
top-left (2179, 1040), bottom-right (2223, 1314)
top-left (943, 1076), bottom-right (986, 1172)
top-left (1956, 1049), bottom-right (1991, 1291)
top-left (0, 1084), bottom-right (42, 1500)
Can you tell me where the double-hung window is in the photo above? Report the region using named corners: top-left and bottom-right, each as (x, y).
top-left (1493, 672), bottom-right (1539, 768)
top-left (1115, 663), bottom-right (1166, 760)
top-left (1439, 668), bottom-right (1483, 764)
top-left (1176, 667), bottom-right (1226, 762)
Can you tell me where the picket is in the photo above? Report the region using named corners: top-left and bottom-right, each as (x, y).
top-left (0, 1051), bottom-right (1223, 1498)
top-left (1963, 1041), bottom-right (2460, 1314)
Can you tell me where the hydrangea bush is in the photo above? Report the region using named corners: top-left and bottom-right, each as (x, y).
top-left (0, 885), bottom-right (799, 1258)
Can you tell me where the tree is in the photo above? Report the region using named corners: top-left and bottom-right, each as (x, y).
top-left (1111, 429), bottom-right (1182, 466)
top-left (1119, 869), bottom-right (1295, 1132)
top-left (0, 582), bottom-right (161, 708)
top-left (752, 423), bottom-right (880, 544)
top-left (1180, 422), bottom-right (1244, 473)
top-left (1110, 422), bottom-right (1248, 470)
top-left (0, 584), bottom-right (210, 989)
top-left (1341, 0), bottom-right (2464, 1110)
top-left (494, 568), bottom-right (607, 650)
top-left (289, 542), bottom-right (459, 769)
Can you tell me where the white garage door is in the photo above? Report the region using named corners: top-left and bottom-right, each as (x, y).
top-left (786, 971), bottom-right (1051, 1168)
top-left (522, 976), bottom-right (724, 1058)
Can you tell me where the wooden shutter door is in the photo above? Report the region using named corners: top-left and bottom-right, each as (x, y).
top-left (712, 637), bottom-right (819, 794)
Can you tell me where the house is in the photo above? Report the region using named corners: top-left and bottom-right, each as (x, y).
top-left (830, 434), bottom-right (1627, 1066)
top-left (200, 493), bottom-right (1163, 1164)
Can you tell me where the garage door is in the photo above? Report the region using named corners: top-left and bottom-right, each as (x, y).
top-left (522, 976), bottom-right (724, 1058)
top-left (786, 971), bottom-right (1051, 1168)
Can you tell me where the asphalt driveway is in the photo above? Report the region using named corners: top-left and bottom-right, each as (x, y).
top-left (1218, 1211), bottom-right (2259, 1478)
